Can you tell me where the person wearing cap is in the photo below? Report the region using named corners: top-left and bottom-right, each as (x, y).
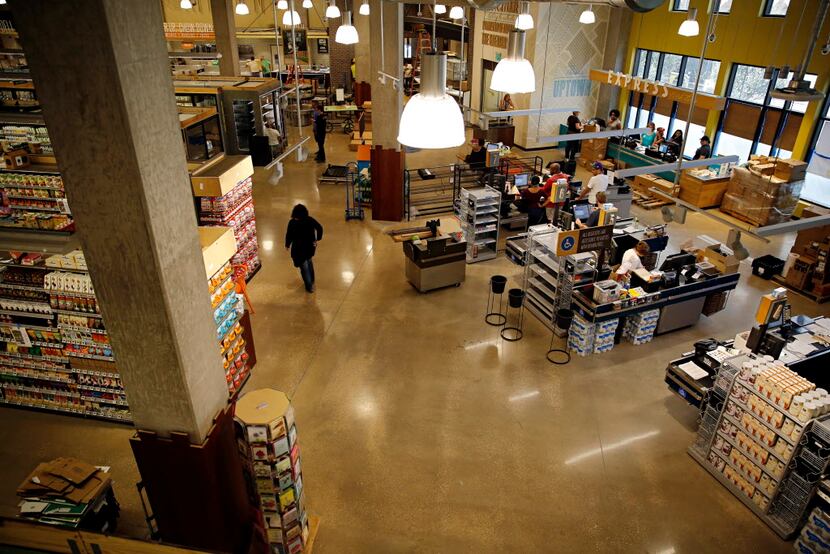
top-left (615, 241), bottom-right (650, 280)
top-left (542, 162), bottom-right (571, 220)
top-left (694, 135), bottom-right (712, 160)
top-left (641, 121), bottom-right (657, 147)
top-left (576, 191), bottom-right (608, 229)
top-left (577, 162), bottom-right (609, 205)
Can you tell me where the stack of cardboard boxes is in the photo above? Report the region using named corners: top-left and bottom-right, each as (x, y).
top-left (720, 157), bottom-right (807, 226)
top-left (16, 457), bottom-right (118, 530)
top-left (783, 215), bottom-right (830, 301)
top-left (630, 173), bottom-right (677, 204)
top-left (578, 124), bottom-right (607, 168)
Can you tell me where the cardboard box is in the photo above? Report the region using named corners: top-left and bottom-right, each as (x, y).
top-left (704, 244), bottom-right (740, 275)
top-left (753, 163), bottom-right (776, 176)
top-left (774, 158), bottom-right (808, 182)
top-left (679, 171), bottom-right (730, 208)
top-left (786, 255), bottom-right (815, 290)
top-left (47, 457), bottom-right (97, 485)
top-left (199, 226), bottom-right (237, 279)
top-left (190, 154), bottom-right (254, 197)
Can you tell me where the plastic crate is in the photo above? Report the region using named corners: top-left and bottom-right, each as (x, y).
top-left (752, 255), bottom-right (785, 279)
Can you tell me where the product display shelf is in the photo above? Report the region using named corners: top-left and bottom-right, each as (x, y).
top-left (0, 251), bottom-right (130, 423)
top-left (0, 169), bottom-right (74, 234)
top-left (236, 389), bottom-right (310, 554)
top-left (688, 354), bottom-right (826, 539)
top-left (454, 186), bottom-right (501, 264)
top-left (208, 261), bottom-right (250, 396)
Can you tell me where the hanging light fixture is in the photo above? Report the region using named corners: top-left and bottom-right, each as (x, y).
top-left (303, 0), bottom-right (313, 7)
top-left (235, 0), bottom-right (250, 15)
top-left (277, 0), bottom-right (288, 9)
top-left (283, 9), bottom-right (301, 25)
top-left (326, 0), bottom-right (341, 18)
top-left (335, 11), bottom-right (359, 44)
top-left (579, 5), bottom-right (595, 24)
top-left (180, 0), bottom-right (194, 9)
top-left (515, 1), bottom-right (533, 30)
top-left (490, 30), bottom-right (535, 94)
top-left (678, 8), bottom-right (700, 36)
top-left (449, 5), bottom-right (464, 19)
top-left (434, 3), bottom-right (447, 14)
top-left (359, 0), bottom-right (370, 15)
top-left (398, 52), bottom-right (465, 149)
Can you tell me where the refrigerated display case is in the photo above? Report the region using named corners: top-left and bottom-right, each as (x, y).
top-left (179, 107), bottom-right (223, 163)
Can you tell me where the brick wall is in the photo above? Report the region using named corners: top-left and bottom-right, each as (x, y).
top-left (328, 19), bottom-right (355, 93)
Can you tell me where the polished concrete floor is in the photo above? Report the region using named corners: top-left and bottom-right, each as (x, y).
top-left (1, 127), bottom-right (828, 552)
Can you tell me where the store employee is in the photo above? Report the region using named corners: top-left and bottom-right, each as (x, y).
top-left (576, 191), bottom-right (607, 228)
top-left (577, 162), bottom-right (609, 205)
top-left (615, 241), bottom-right (650, 280)
top-left (465, 139), bottom-right (487, 168)
top-left (694, 135), bottom-right (712, 160)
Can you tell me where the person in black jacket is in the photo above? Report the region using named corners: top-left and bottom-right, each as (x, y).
top-left (285, 204), bottom-right (324, 292)
top-left (312, 101), bottom-right (327, 162)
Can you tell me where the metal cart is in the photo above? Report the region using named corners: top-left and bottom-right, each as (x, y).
top-left (345, 163), bottom-right (364, 220)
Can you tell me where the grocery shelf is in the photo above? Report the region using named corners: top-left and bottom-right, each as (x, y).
top-left (66, 352), bottom-right (115, 363)
top-left (53, 309), bottom-right (102, 318)
top-left (58, 324), bottom-right (107, 335)
top-left (0, 229), bottom-right (78, 255)
top-left (7, 203), bottom-right (65, 213)
top-left (0, 368), bottom-right (72, 384)
top-left (0, 281), bottom-right (48, 292)
top-left (0, 398), bottom-right (131, 424)
top-left (0, 309), bottom-right (52, 319)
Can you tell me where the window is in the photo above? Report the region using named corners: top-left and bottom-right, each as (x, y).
top-left (659, 54), bottom-right (683, 86)
top-left (681, 58), bottom-right (721, 94)
top-left (729, 65), bottom-right (769, 104)
top-left (763, 0), bottom-right (789, 16)
top-left (672, 0), bottom-right (690, 11)
top-left (712, 0), bottom-right (732, 14)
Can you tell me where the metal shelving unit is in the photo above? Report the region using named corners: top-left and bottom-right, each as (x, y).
top-left (454, 186), bottom-right (500, 264)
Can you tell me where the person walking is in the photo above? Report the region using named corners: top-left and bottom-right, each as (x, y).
top-left (285, 204), bottom-right (324, 293)
top-left (311, 101), bottom-right (327, 162)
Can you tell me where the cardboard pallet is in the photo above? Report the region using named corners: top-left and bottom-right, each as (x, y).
top-left (632, 191), bottom-right (673, 209)
top-left (719, 207), bottom-right (764, 228)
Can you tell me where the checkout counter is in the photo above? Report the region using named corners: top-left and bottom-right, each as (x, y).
top-left (403, 234), bottom-right (467, 292)
top-left (607, 140), bottom-right (678, 182)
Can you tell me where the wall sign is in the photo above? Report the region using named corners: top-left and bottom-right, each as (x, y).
top-left (554, 225), bottom-right (614, 256)
top-left (589, 69), bottom-right (726, 111)
top-left (316, 38), bottom-right (328, 54)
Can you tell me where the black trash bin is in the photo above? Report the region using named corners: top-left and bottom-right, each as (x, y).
top-left (554, 308), bottom-right (574, 338)
top-left (485, 275), bottom-right (508, 326)
top-left (501, 289), bottom-right (525, 341)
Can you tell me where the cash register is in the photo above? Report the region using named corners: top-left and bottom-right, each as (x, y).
top-left (403, 222), bottom-right (467, 292)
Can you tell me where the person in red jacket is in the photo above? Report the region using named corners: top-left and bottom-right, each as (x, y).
top-left (542, 162), bottom-right (571, 221)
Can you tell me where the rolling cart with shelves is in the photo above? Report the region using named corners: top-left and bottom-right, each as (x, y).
top-left (454, 186), bottom-right (500, 263)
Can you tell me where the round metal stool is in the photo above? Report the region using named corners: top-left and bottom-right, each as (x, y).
top-left (500, 288), bottom-right (525, 341)
top-left (485, 275), bottom-right (508, 326)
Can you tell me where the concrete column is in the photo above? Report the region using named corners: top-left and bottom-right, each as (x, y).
top-left (353, 0), bottom-right (371, 83)
top-left (368, 0), bottom-right (403, 149)
top-left (210, 0), bottom-right (241, 76)
top-left (11, 0), bottom-right (229, 444)
top-left (597, 8), bottom-right (632, 118)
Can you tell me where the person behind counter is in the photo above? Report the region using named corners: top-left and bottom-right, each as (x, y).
top-left (615, 241), bottom-right (650, 281)
top-left (465, 139), bottom-right (487, 168)
top-left (641, 122), bottom-right (657, 147)
top-left (653, 127), bottom-right (666, 148)
top-left (515, 175), bottom-right (547, 226)
top-left (565, 110), bottom-right (582, 160)
top-left (667, 129), bottom-right (683, 154)
top-left (577, 161), bottom-right (609, 205)
top-left (576, 191), bottom-right (607, 229)
top-left (694, 135), bottom-right (712, 160)
top-left (607, 109), bottom-right (622, 131)
top-left (499, 93), bottom-right (515, 111)
top-left (542, 162), bottom-right (571, 221)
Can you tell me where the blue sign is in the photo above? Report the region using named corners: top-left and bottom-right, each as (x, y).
top-left (560, 235), bottom-right (576, 252)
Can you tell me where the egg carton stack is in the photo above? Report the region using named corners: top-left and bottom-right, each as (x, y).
top-left (567, 314), bottom-right (619, 356)
top-left (623, 309), bottom-right (660, 345)
top-left (795, 507), bottom-right (830, 553)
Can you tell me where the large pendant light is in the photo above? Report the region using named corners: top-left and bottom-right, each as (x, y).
top-left (515, 1), bottom-right (533, 30)
top-left (335, 11), bottom-right (359, 44)
top-left (678, 8), bottom-right (699, 36)
top-left (579, 5), bottom-right (595, 24)
top-left (302, 0), bottom-right (313, 7)
top-left (277, 0), bottom-right (288, 9)
top-left (326, 0), bottom-right (341, 18)
top-left (434, 3), bottom-right (446, 14)
top-left (359, 0), bottom-right (370, 15)
top-left (236, 0), bottom-right (250, 15)
top-left (283, 9), bottom-right (301, 25)
top-left (180, 0), bottom-right (194, 9)
top-left (490, 30), bottom-right (535, 94)
top-left (398, 52), bottom-right (465, 149)
top-left (449, 5), bottom-right (464, 19)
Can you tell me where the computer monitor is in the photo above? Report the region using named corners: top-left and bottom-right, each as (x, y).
top-left (572, 203), bottom-right (591, 222)
top-left (659, 252), bottom-right (697, 273)
top-left (514, 173), bottom-right (529, 187)
top-left (659, 144), bottom-right (668, 154)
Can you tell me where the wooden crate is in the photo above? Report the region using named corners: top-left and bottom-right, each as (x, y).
top-left (678, 171), bottom-right (730, 208)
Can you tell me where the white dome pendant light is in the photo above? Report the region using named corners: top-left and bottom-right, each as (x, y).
top-left (490, 30), bottom-right (535, 94)
top-left (579, 4), bottom-right (595, 24)
top-left (335, 10), bottom-right (359, 44)
top-left (236, 0), bottom-right (250, 15)
top-left (515, 1), bottom-right (533, 30)
top-left (303, 0), bottom-right (313, 7)
top-left (677, 8), bottom-right (699, 37)
top-left (180, 0), bottom-right (194, 9)
top-left (283, 9), bottom-right (302, 25)
top-left (398, 52), bottom-right (465, 149)
top-left (434, 3), bottom-right (446, 14)
top-left (326, 0), bottom-right (341, 18)
top-left (449, 5), bottom-right (464, 19)
top-left (277, 0), bottom-right (288, 9)
top-left (359, 0), bottom-right (370, 15)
